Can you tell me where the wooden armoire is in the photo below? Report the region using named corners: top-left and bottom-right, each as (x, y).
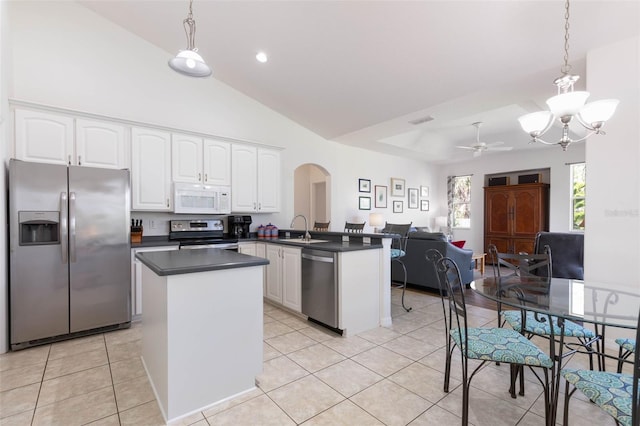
top-left (484, 183), bottom-right (549, 255)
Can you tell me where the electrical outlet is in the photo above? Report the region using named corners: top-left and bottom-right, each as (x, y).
top-left (342, 235), bottom-right (349, 243)
top-left (363, 237), bottom-right (371, 245)
top-left (150, 220), bottom-right (156, 229)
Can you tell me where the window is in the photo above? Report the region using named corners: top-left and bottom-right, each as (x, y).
top-left (570, 163), bottom-right (586, 231)
top-left (452, 175), bottom-right (471, 228)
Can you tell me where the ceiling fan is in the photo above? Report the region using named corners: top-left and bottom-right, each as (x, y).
top-left (456, 122), bottom-right (513, 157)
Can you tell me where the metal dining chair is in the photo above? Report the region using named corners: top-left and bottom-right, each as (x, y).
top-left (344, 222), bottom-right (365, 233)
top-left (561, 308), bottom-right (640, 426)
top-left (313, 221), bottom-right (330, 231)
top-left (381, 222), bottom-right (412, 312)
top-left (488, 244), bottom-right (599, 372)
top-left (616, 338), bottom-right (636, 373)
top-left (426, 249), bottom-right (553, 425)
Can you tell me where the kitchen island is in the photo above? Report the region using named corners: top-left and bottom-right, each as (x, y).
top-left (135, 248), bottom-right (268, 424)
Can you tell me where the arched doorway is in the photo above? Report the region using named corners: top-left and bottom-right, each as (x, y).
top-left (293, 164), bottom-right (331, 230)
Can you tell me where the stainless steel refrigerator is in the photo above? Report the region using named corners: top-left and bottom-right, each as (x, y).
top-left (9, 159), bottom-right (131, 350)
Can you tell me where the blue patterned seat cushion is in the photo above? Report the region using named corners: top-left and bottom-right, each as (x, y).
top-left (390, 249), bottom-right (406, 259)
top-left (450, 327), bottom-right (553, 368)
top-left (503, 310), bottom-right (595, 338)
top-left (615, 338), bottom-right (636, 353)
top-left (561, 368), bottom-right (633, 426)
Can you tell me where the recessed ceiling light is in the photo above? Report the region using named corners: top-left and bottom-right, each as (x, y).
top-left (256, 51), bottom-right (268, 63)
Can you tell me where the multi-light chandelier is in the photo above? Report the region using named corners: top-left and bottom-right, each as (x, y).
top-left (517, 0), bottom-right (618, 151)
top-left (168, 0), bottom-right (212, 78)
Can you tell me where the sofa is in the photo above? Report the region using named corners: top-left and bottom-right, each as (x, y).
top-left (533, 231), bottom-right (584, 279)
top-left (391, 231), bottom-right (474, 293)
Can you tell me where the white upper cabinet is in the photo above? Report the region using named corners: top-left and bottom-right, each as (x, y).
top-left (14, 109), bottom-right (74, 165)
top-left (203, 139), bottom-right (231, 185)
top-left (172, 134), bottom-right (231, 185)
top-left (231, 144), bottom-right (280, 213)
top-left (172, 133), bottom-right (202, 183)
top-left (14, 109), bottom-right (127, 168)
top-left (75, 118), bottom-right (127, 169)
top-left (131, 127), bottom-right (172, 211)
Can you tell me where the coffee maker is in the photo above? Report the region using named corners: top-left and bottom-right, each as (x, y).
top-left (228, 215), bottom-right (252, 239)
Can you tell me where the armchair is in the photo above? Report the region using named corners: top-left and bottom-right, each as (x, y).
top-left (533, 232), bottom-right (584, 279)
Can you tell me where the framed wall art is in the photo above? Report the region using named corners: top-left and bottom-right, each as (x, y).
top-left (393, 200), bottom-right (403, 213)
top-left (420, 186), bottom-right (429, 198)
top-left (359, 196), bottom-right (371, 210)
top-left (420, 200), bottom-right (430, 211)
top-left (359, 178), bottom-right (371, 193)
top-left (408, 188), bottom-right (419, 209)
top-left (390, 177), bottom-right (405, 197)
top-left (374, 185), bottom-right (388, 208)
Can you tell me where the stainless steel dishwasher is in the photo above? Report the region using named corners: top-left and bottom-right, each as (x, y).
top-left (301, 248), bottom-right (338, 329)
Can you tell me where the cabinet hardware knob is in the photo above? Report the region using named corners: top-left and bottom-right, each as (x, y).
top-left (204, 174), bottom-right (208, 182)
top-left (68, 155), bottom-right (71, 165)
top-left (198, 173), bottom-right (202, 181)
top-left (166, 199), bottom-right (170, 207)
top-left (78, 155), bottom-right (82, 166)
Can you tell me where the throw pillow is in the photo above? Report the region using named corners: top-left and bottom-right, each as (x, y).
top-left (451, 240), bottom-right (466, 248)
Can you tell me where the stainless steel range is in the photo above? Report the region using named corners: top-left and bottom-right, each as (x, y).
top-left (169, 219), bottom-right (238, 250)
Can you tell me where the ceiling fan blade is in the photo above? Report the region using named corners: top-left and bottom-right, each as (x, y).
top-left (485, 141), bottom-right (505, 147)
top-left (487, 146), bottom-right (513, 151)
top-left (456, 146), bottom-right (475, 150)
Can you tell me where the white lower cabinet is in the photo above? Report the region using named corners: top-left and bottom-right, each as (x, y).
top-left (238, 242), bottom-right (256, 256)
top-left (264, 244), bottom-right (301, 312)
top-left (131, 245), bottom-right (178, 317)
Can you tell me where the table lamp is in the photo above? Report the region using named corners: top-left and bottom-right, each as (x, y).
top-left (369, 213), bottom-right (384, 233)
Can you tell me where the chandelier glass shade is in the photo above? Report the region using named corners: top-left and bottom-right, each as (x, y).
top-left (168, 0), bottom-right (212, 78)
top-left (518, 0), bottom-right (618, 150)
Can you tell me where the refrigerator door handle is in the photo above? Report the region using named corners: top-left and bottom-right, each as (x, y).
top-left (69, 192), bottom-right (77, 262)
top-left (60, 192), bottom-right (68, 263)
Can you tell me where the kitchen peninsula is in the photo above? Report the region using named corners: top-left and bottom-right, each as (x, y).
top-left (135, 248), bottom-right (268, 423)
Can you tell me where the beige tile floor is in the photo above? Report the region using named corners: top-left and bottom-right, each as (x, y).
top-left (0, 288), bottom-right (617, 426)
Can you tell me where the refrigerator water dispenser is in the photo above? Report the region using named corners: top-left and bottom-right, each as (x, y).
top-left (19, 211), bottom-right (60, 245)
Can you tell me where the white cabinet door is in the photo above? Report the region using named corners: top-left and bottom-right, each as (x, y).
top-left (172, 133), bottom-right (203, 183)
top-left (14, 109), bottom-right (74, 165)
top-left (264, 244), bottom-right (282, 303)
top-left (257, 148), bottom-right (281, 212)
top-left (131, 127), bottom-right (172, 211)
top-left (238, 242), bottom-right (257, 256)
top-left (281, 246), bottom-right (302, 312)
top-left (131, 246), bottom-right (179, 316)
top-left (75, 118), bottom-right (127, 169)
top-left (203, 139), bottom-right (231, 185)
top-left (231, 144), bottom-right (258, 212)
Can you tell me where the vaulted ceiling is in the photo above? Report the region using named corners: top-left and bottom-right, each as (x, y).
top-left (80, 1), bottom-right (640, 164)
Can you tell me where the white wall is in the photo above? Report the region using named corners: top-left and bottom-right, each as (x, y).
top-left (437, 145), bottom-right (585, 253)
top-left (0, 0), bottom-right (10, 354)
top-left (584, 36), bottom-right (640, 288)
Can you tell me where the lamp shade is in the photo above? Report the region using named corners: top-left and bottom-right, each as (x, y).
top-left (546, 91), bottom-right (590, 117)
top-left (518, 111), bottom-right (553, 134)
top-left (369, 213), bottom-right (384, 227)
top-left (579, 99), bottom-right (619, 124)
top-left (168, 50), bottom-right (212, 78)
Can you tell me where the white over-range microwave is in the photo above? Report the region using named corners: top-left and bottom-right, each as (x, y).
top-left (173, 182), bottom-right (231, 214)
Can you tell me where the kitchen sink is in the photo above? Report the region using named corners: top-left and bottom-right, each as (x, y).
top-left (278, 239), bottom-right (329, 244)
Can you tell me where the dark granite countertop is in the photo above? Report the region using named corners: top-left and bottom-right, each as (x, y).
top-left (136, 249), bottom-right (269, 276)
top-left (131, 236), bottom-right (179, 249)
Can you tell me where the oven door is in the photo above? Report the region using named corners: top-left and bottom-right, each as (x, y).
top-left (180, 243), bottom-right (238, 252)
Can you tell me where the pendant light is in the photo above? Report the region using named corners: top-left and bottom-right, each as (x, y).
top-left (518, 0), bottom-right (618, 150)
top-left (168, 0), bottom-right (212, 78)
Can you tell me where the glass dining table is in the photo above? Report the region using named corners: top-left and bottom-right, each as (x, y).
top-left (471, 276), bottom-right (640, 425)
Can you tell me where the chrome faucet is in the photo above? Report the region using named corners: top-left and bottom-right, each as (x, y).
top-left (290, 214), bottom-right (311, 241)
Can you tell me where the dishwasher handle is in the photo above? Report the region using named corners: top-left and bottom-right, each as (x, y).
top-left (302, 253), bottom-right (334, 263)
